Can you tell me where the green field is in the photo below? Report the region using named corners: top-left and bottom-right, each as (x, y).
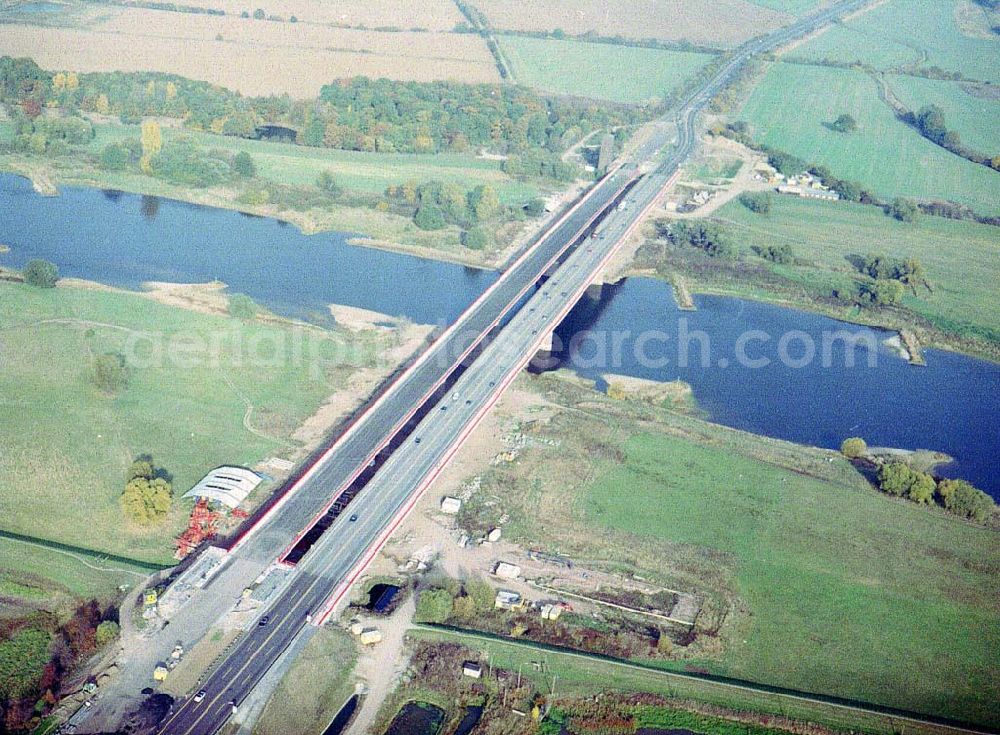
top-left (583, 432), bottom-right (999, 726)
top-left (713, 195), bottom-right (1000, 345)
top-left (887, 75), bottom-right (1000, 154)
top-left (0, 536), bottom-right (151, 601)
top-left (499, 36), bottom-right (716, 104)
top-left (739, 62), bottom-right (1000, 214)
top-left (84, 124), bottom-right (539, 205)
top-left (0, 283), bottom-right (375, 564)
top-left (414, 627), bottom-right (971, 735)
top-left (254, 628), bottom-right (357, 735)
top-left (463, 373), bottom-right (1000, 727)
top-left (789, 0), bottom-right (1000, 82)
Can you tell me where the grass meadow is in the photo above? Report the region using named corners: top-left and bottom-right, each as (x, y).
top-left (464, 373), bottom-right (1000, 727)
top-left (0, 536), bottom-right (153, 601)
top-left (788, 0), bottom-right (1000, 83)
top-left (713, 195), bottom-right (1000, 345)
top-left (254, 627), bottom-right (357, 735)
top-left (499, 36), bottom-right (716, 104)
top-left (0, 282), bottom-right (375, 564)
top-left (414, 627), bottom-right (980, 735)
top-left (738, 62), bottom-right (1000, 214)
top-left (83, 124), bottom-right (540, 205)
top-left (582, 432), bottom-right (1000, 727)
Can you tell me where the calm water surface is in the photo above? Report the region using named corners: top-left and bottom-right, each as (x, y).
top-left (2, 175), bottom-right (997, 496)
top-left (0, 174), bottom-right (496, 325)
top-left (549, 278), bottom-right (1000, 496)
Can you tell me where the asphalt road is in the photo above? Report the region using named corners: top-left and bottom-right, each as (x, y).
top-left (156, 3), bottom-right (873, 733)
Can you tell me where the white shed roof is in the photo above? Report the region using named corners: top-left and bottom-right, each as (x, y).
top-left (184, 466), bottom-right (261, 509)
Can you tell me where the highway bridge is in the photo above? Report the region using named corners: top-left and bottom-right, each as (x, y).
top-left (138, 3), bottom-right (875, 733)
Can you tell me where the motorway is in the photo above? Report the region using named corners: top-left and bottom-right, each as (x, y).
top-left (153, 3), bottom-right (874, 733)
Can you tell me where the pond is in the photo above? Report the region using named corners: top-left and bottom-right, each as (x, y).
top-left (321, 695), bottom-right (359, 735)
top-left (453, 705), bottom-right (483, 735)
top-left (0, 174), bottom-right (496, 326)
top-left (366, 583), bottom-right (401, 613)
top-left (545, 278), bottom-right (1000, 497)
top-left (384, 701), bottom-right (445, 735)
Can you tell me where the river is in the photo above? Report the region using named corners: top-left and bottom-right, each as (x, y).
top-left (2, 175), bottom-right (997, 496)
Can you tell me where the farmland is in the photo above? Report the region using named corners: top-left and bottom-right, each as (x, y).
top-left (456, 373), bottom-right (1000, 727)
top-left (745, 0), bottom-right (828, 14)
top-left (139, 0), bottom-right (464, 29)
top-left (0, 4), bottom-right (498, 96)
top-left (710, 195), bottom-right (1000, 347)
top-left (738, 62), bottom-right (1000, 214)
top-left (0, 282), bottom-right (379, 564)
top-left (788, 0), bottom-right (1000, 83)
top-left (471, 0), bottom-right (789, 48)
top-left (499, 36), bottom-right (716, 104)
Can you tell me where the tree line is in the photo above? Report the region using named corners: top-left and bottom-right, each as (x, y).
top-left (902, 104), bottom-right (1000, 172)
top-left (0, 56), bottom-right (644, 177)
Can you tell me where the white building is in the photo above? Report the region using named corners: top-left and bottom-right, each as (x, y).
top-left (440, 496), bottom-right (462, 514)
top-left (493, 561), bottom-right (521, 580)
top-left (183, 466), bottom-right (262, 509)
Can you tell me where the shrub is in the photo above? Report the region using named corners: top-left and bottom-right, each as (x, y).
top-left (121, 459), bottom-right (172, 524)
top-left (228, 292), bottom-right (258, 320)
top-left (752, 242), bottom-right (794, 264)
top-left (95, 620), bottom-right (120, 646)
top-left (414, 204), bottom-right (446, 230)
top-left (316, 169), bottom-right (339, 194)
top-left (888, 197), bottom-right (919, 223)
top-left (232, 150), bottom-right (256, 178)
top-left (829, 113), bottom-right (858, 133)
top-left (100, 143), bottom-right (130, 170)
top-left (877, 462), bottom-right (917, 496)
top-left (738, 191), bottom-right (771, 215)
top-left (524, 197), bottom-right (546, 217)
top-left (938, 479), bottom-right (995, 522)
top-left (22, 259), bottom-right (58, 288)
top-left (668, 221), bottom-right (734, 258)
top-left (153, 143), bottom-right (230, 187)
top-left (93, 352), bottom-right (129, 394)
top-left (859, 279), bottom-right (904, 306)
top-left (460, 227), bottom-right (489, 250)
top-left (840, 437), bottom-right (867, 458)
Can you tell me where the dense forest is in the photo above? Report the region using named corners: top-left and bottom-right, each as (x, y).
top-left (0, 56), bottom-right (648, 180)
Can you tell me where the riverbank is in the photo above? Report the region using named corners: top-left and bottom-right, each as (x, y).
top-left (653, 271), bottom-right (1000, 364)
top-left (353, 369), bottom-right (1000, 729)
top-left (0, 156), bottom-right (482, 267)
top-left (0, 279), bottom-right (423, 565)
